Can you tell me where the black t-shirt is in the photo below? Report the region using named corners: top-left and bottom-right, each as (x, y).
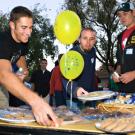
top-left (0, 31), bottom-right (28, 107)
top-left (30, 69), bottom-right (51, 97)
top-left (0, 31), bottom-right (28, 64)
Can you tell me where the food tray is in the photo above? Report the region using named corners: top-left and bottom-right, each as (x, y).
top-left (97, 103), bottom-right (135, 114)
top-left (95, 117), bottom-right (135, 133)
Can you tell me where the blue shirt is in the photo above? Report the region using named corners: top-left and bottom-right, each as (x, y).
top-left (62, 45), bottom-right (96, 98)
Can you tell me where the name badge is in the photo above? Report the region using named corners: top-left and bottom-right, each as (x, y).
top-left (126, 49), bottom-right (133, 55)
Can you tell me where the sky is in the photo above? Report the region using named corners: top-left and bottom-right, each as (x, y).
top-left (0, 0), bottom-right (65, 24)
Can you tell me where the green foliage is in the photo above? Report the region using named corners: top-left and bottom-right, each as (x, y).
top-left (63, 0), bottom-right (125, 70)
top-left (26, 5), bottom-right (58, 70)
top-left (0, 12), bottom-right (9, 31)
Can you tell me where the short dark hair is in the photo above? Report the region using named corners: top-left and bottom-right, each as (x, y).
top-left (40, 58), bottom-right (47, 63)
top-left (80, 27), bottom-right (96, 38)
top-left (10, 6), bottom-right (33, 22)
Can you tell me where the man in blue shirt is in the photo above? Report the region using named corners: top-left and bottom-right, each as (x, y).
top-left (63, 27), bottom-right (97, 108)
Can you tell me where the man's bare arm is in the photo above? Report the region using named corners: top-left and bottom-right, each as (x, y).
top-left (0, 59), bottom-right (59, 126)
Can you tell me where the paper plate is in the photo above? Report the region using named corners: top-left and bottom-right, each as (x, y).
top-left (78, 91), bottom-right (115, 101)
top-left (62, 119), bottom-right (82, 125)
top-left (0, 107), bottom-right (35, 123)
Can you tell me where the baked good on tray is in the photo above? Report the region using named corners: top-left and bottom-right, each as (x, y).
top-left (97, 94), bottom-right (135, 114)
top-left (96, 117), bottom-right (135, 133)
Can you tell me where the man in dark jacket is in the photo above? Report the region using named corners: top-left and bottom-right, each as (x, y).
top-left (30, 59), bottom-right (51, 102)
top-left (113, 2), bottom-right (135, 93)
top-left (62, 27), bottom-right (97, 108)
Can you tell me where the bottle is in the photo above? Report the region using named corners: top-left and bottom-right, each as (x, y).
top-left (113, 72), bottom-right (120, 79)
top-left (16, 67), bottom-right (24, 75)
top-left (24, 81), bottom-right (32, 89)
top-left (16, 68), bottom-right (32, 89)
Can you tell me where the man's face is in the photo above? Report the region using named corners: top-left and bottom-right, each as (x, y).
top-left (79, 30), bottom-right (96, 51)
top-left (40, 60), bottom-right (47, 70)
top-left (117, 11), bottom-right (135, 28)
top-left (10, 17), bottom-right (33, 43)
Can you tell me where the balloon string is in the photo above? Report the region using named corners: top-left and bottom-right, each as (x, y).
top-left (65, 80), bottom-right (73, 109)
top-left (70, 81), bottom-right (73, 109)
top-left (66, 80), bottom-right (70, 93)
top-left (66, 45), bottom-right (68, 51)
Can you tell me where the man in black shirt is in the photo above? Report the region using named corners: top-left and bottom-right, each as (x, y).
top-left (113, 2), bottom-right (135, 93)
top-left (0, 6), bottom-right (58, 126)
top-left (30, 59), bottom-right (51, 101)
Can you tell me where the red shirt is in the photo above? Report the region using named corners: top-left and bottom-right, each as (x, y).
top-left (50, 66), bottom-right (62, 95)
top-left (122, 25), bottom-right (135, 50)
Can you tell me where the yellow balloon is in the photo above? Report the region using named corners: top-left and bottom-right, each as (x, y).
top-left (54, 10), bottom-right (81, 45)
top-left (60, 50), bottom-right (84, 80)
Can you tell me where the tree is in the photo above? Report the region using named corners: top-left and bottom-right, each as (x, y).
top-left (0, 11), bottom-right (9, 32)
top-left (63, 0), bottom-right (125, 71)
top-left (26, 4), bottom-right (58, 70)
